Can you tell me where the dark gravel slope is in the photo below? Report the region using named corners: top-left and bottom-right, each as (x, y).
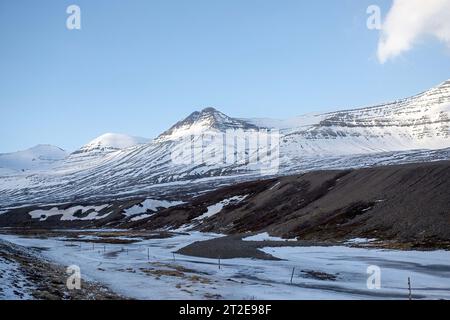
top-left (1, 161), bottom-right (449, 248)
top-left (141, 161), bottom-right (450, 247)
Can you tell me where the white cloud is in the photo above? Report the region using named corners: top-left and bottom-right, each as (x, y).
top-left (377, 0), bottom-right (450, 63)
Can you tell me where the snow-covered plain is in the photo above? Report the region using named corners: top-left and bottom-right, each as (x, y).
top-left (0, 232), bottom-right (449, 300)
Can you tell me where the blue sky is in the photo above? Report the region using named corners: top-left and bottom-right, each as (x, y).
top-left (0, 0), bottom-right (449, 153)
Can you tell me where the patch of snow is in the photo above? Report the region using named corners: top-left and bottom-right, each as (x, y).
top-left (28, 205), bottom-right (110, 221)
top-left (269, 182), bottom-right (281, 190)
top-left (243, 232), bottom-right (296, 242)
top-left (130, 214), bottom-right (153, 222)
top-left (123, 199), bottom-right (184, 217)
top-left (0, 254), bottom-right (33, 299)
top-left (194, 195), bottom-right (248, 221)
top-left (170, 223), bottom-right (195, 232)
top-left (345, 238), bottom-right (377, 244)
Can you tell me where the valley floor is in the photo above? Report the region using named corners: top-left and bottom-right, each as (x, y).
top-left (0, 238), bottom-right (123, 300)
top-left (0, 229), bottom-right (449, 300)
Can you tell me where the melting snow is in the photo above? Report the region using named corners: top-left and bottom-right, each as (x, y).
top-left (0, 253), bottom-right (33, 299)
top-left (194, 195), bottom-right (248, 221)
top-left (269, 182), bottom-right (281, 190)
top-left (243, 232), bottom-right (296, 242)
top-left (29, 205), bottom-right (110, 221)
top-left (123, 199), bottom-right (184, 217)
top-left (130, 214), bottom-right (152, 222)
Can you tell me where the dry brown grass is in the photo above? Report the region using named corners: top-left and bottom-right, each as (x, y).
top-left (139, 263), bottom-right (212, 284)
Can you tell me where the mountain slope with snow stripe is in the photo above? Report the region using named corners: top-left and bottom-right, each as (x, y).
top-left (0, 79), bottom-right (449, 207)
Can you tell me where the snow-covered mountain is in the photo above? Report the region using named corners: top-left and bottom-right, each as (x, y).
top-left (248, 79), bottom-right (450, 156)
top-left (0, 80), bottom-right (449, 208)
top-left (57, 133), bottom-right (151, 172)
top-left (0, 145), bottom-right (67, 175)
top-left (157, 107), bottom-right (258, 142)
top-left (73, 133), bottom-right (150, 154)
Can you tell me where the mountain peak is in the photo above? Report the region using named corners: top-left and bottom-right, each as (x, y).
top-left (29, 144), bottom-right (66, 153)
top-left (0, 144), bottom-right (67, 174)
top-left (200, 107), bottom-right (219, 114)
top-left (157, 107), bottom-right (258, 141)
top-left (438, 79), bottom-right (450, 88)
top-left (183, 107), bottom-right (225, 122)
top-left (73, 133), bottom-right (150, 154)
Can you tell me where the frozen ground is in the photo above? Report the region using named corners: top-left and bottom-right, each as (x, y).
top-left (0, 231), bottom-right (449, 300)
top-left (0, 255), bottom-right (33, 299)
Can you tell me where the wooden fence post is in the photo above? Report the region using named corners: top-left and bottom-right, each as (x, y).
top-left (408, 277), bottom-right (412, 300)
top-left (290, 267), bottom-right (296, 284)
